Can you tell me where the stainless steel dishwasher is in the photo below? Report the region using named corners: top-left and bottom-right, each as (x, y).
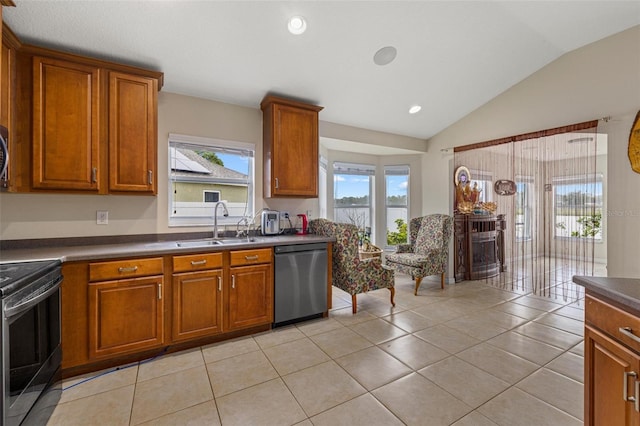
top-left (274, 243), bottom-right (328, 326)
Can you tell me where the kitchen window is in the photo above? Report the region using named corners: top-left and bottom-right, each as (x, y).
top-left (385, 165), bottom-right (409, 247)
top-left (333, 162), bottom-right (375, 240)
top-left (168, 134), bottom-right (255, 227)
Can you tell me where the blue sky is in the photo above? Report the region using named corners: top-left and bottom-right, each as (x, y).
top-left (218, 153), bottom-right (249, 175)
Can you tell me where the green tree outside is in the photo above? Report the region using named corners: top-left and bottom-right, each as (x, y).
top-left (387, 218), bottom-right (408, 245)
top-left (197, 151), bottom-right (224, 166)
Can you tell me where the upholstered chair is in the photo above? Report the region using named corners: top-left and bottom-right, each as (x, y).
top-left (308, 219), bottom-right (395, 314)
top-left (385, 214), bottom-right (453, 295)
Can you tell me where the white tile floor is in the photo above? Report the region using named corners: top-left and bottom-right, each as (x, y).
top-left (48, 273), bottom-right (587, 425)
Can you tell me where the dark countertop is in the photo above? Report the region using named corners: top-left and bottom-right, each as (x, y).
top-left (0, 234), bottom-right (335, 264)
top-left (573, 276), bottom-right (640, 313)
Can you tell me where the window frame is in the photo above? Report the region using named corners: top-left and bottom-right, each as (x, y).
top-left (384, 165), bottom-right (410, 248)
top-left (515, 175), bottom-right (534, 242)
top-left (552, 172), bottom-right (603, 241)
top-left (333, 161), bottom-right (375, 238)
top-left (168, 133), bottom-right (255, 227)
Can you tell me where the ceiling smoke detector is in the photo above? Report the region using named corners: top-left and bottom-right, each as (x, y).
top-left (288, 16), bottom-right (307, 35)
top-left (373, 46), bottom-right (397, 66)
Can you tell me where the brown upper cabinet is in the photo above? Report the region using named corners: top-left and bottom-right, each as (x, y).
top-left (32, 57), bottom-right (101, 191)
top-left (108, 71), bottom-right (158, 193)
top-left (261, 95), bottom-right (323, 198)
top-left (2, 24), bottom-right (163, 194)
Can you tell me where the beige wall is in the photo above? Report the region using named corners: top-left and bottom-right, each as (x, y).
top-left (424, 25), bottom-right (640, 277)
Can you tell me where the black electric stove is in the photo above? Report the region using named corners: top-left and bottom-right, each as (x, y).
top-left (1, 259), bottom-right (63, 426)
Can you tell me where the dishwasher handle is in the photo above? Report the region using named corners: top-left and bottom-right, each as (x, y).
top-left (274, 243), bottom-right (328, 255)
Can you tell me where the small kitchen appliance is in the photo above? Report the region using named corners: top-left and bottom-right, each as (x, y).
top-left (261, 210), bottom-right (280, 235)
top-left (296, 214), bottom-right (308, 235)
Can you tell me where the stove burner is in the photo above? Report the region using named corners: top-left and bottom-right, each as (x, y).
top-left (0, 260), bottom-right (62, 298)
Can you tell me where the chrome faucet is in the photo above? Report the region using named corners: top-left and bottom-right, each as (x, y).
top-left (213, 201), bottom-right (229, 239)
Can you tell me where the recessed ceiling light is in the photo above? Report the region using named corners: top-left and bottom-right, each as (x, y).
top-left (373, 46), bottom-right (397, 66)
top-left (288, 16), bottom-right (307, 35)
top-left (409, 105), bottom-right (422, 114)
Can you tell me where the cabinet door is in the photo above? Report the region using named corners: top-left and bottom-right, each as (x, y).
top-left (271, 103), bottom-right (318, 197)
top-left (89, 275), bottom-right (164, 359)
top-left (172, 270), bottom-right (223, 342)
top-left (108, 71), bottom-right (157, 193)
top-left (585, 326), bottom-right (640, 426)
top-left (227, 264), bottom-right (273, 330)
top-left (32, 56), bottom-right (101, 191)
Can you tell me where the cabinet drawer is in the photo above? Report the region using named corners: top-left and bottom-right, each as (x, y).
top-left (173, 253), bottom-right (223, 273)
top-left (89, 257), bottom-right (164, 281)
top-left (586, 294), bottom-right (640, 353)
top-left (230, 248), bottom-right (272, 266)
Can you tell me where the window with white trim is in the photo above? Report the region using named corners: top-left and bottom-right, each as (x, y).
top-left (515, 176), bottom-right (534, 241)
top-left (169, 134), bottom-right (255, 227)
top-left (318, 155), bottom-right (328, 219)
top-left (203, 190), bottom-right (220, 203)
top-left (553, 173), bottom-right (603, 240)
top-left (385, 165), bottom-right (409, 247)
top-left (333, 162), bottom-right (375, 240)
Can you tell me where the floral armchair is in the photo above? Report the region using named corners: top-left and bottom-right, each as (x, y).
top-left (385, 214), bottom-right (453, 295)
top-left (309, 219), bottom-right (395, 314)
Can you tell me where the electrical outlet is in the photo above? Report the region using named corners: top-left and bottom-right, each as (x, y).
top-left (97, 210), bottom-right (108, 225)
top-left (280, 211), bottom-right (289, 219)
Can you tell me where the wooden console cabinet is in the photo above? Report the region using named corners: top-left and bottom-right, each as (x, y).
top-left (454, 214), bottom-right (505, 282)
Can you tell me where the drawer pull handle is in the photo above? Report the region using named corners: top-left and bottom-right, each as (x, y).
top-left (148, 170), bottom-right (153, 185)
top-left (275, 177), bottom-right (279, 189)
top-left (118, 266), bottom-right (138, 273)
top-left (232, 275), bottom-right (235, 289)
top-left (619, 327), bottom-right (640, 344)
top-left (91, 167), bottom-right (98, 183)
top-left (158, 283), bottom-right (162, 300)
top-left (245, 255), bottom-right (259, 261)
top-left (218, 276), bottom-right (222, 292)
top-left (624, 371), bottom-right (638, 403)
top-left (191, 260), bottom-right (207, 266)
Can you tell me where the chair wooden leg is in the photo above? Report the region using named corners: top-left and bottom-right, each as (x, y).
top-left (414, 277), bottom-right (423, 296)
top-left (440, 272), bottom-right (445, 289)
top-left (351, 294), bottom-right (357, 314)
top-left (389, 287), bottom-right (396, 307)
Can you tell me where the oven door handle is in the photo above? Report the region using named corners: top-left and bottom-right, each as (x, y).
top-left (4, 277), bottom-right (62, 319)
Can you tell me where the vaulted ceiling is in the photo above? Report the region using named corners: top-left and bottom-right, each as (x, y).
top-left (4, 1), bottom-right (639, 141)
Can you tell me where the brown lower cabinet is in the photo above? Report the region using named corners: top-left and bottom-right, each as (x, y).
top-left (62, 248), bottom-right (274, 375)
top-left (228, 264), bottom-right (272, 330)
top-left (89, 275), bottom-right (164, 359)
top-left (172, 252), bottom-right (224, 342)
top-left (585, 294), bottom-right (640, 426)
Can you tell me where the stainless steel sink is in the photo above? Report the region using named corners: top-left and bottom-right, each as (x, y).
top-left (175, 238), bottom-right (249, 248)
